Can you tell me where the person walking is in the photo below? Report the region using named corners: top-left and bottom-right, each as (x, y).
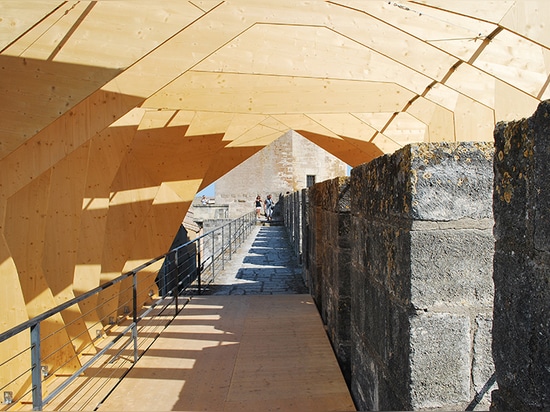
top-left (254, 195), bottom-right (262, 219)
top-left (264, 194), bottom-right (274, 221)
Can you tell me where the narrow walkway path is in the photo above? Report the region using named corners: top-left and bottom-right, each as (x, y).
top-left (206, 225), bottom-right (308, 296)
top-left (97, 225), bottom-right (355, 412)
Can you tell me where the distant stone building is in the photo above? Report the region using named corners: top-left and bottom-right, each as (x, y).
top-left (203, 130), bottom-right (348, 219)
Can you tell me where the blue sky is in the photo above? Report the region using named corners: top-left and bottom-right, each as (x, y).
top-left (197, 183), bottom-right (215, 197)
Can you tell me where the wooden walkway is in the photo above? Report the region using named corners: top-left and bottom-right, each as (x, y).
top-left (97, 294), bottom-right (355, 411)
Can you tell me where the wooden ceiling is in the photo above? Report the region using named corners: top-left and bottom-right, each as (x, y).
top-left (1, 1), bottom-right (548, 178)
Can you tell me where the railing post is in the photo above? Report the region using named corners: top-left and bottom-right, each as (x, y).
top-left (174, 251), bottom-right (179, 315)
top-left (30, 323), bottom-right (43, 411)
top-left (229, 222), bottom-right (232, 260)
top-left (211, 234), bottom-right (215, 281)
top-left (221, 225), bottom-right (225, 270)
top-left (197, 239), bottom-right (202, 295)
top-left (132, 271), bottom-right (138, 363)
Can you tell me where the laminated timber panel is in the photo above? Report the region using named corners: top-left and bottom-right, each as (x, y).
top-left (145, 71), bottom-right (416, 115)
top-left (42, 143), bottom-right (93, 354)
top-left (0, 90), bottom-right (144, 344)
top-left (73, 122), bottom-right (138, 339)
top-left (4, 172), bottom-right (81, 377)
top-left (97, 160), bottom-right (160, 324)
top-left (194, 23), bottom-right (435, 96)
top-left (297, 130), bottom-right (377, 168)
top-left (117, 183), bottom-right (194, 316)
top-left (305, 114), bottom-right (378, 144)
top-left (272, 114), bottom-right (380, 166)
top-left (377, 112), bottom-right (430, 145)
top-left (425, 0), bottom-right (550, 46)
top-left (96, 117), bottom-right (226, 320)
top-left (223, 117), bottom-right (288, 148)
top-left (4, 1), bottom-right (209, 68)
top-left (199, 146), bottom-right (267, 193)
top-left (0, 242), bottom-right (30, 399)
top-left (334, 0), bottom-right (499, 62)
top-left (0, 1), bottom-right (209, 154)
top-left (185, 111), bottom-right (235, 137)
top-left (453, 95), bottom-right (495, 142)
top-left (494, 79), bottom-right (542, 122)
top-left (0, 56), bottom-right (121, 158)
top-left (221, 114), bottom-right (279, 143)
top-left (0, 2), bottom-right (63, 50)
top-left (0, 89), bottom-right (144, 205)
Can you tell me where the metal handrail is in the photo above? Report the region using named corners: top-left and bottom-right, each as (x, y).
top-left (0, 211), bottom-right (256, 411)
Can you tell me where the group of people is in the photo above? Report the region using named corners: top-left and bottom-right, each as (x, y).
top-left (255, 194), bottom-right (275, 221)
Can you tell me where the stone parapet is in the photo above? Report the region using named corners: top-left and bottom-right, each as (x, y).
top-left (287, 142), bottom-right (496, 410)
top-left (306, 177), bottom-right (352, 385)
top-left (491, 100), bottom-right (550, 411)
top-left (349, 142), bottom-right (495, 411)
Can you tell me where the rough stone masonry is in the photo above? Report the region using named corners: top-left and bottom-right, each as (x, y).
top-left (349, 142), bottom-right (496, 411)
top-left (294, 141), bottom-right (496, 411)
top-left (491, 100), bottom-right (550, 411)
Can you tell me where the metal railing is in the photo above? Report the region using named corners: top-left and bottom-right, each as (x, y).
top-left (0, 212), bottom-right (256, 411)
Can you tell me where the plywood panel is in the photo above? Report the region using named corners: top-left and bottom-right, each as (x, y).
top-left (42, 143), bottom-right (92, 353)
top-left (4, 171), bottom-right (81, 376)
top-left (98, 295), bottom-right (354, 412)
top-left (474, 30), bottom-right (548, 98)
top-left (145, 71), bottom-right (416, 115)
top-left (195, 23), bottom-right (432, 96)
top-left (453, 95), bottom-right (495, 142)
top-left (307, 113), bottom-right (378, 142)
top-left (73, 124), bottom-right (137, 340)
top-left (0, 56), bottom-right (121, 158)
top-left (0, 89), bottom-right (144, 198)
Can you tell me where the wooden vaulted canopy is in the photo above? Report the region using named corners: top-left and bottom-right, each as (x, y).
top-left (0, 0), bottom-right (549, 365)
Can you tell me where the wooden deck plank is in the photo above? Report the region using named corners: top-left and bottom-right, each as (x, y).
top-left (97, 295), bottom-right (355, 411)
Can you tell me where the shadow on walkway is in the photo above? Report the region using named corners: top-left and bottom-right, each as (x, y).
top-left (203, 226), bottom-right (308, 296)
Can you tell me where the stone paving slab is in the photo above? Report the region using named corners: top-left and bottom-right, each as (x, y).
top-left (203, 225), bottom-right (308, 296)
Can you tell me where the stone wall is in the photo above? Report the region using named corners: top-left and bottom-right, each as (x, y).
top-left (491, 100), bottom-right (550, 410)
top-left (287, 142), bottom-right (496, 410)
top-left (350, 142), bottom-right (495, 411)
top-left (306, 177), bottom-right (352, 385)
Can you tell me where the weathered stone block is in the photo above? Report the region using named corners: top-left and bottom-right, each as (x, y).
top-left (472, 315), bottom-right (497, 409)
top-left (409, 313), bottom-right (471, 409)
top-left (410, 228), bottom-right (494, 308)
top-left (409, 143), bottom-right (494, 221)
top-left (351, 142), bottom-right (494, 222)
